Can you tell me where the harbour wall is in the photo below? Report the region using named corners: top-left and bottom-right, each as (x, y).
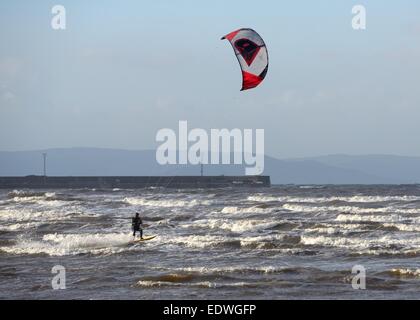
top-left (0, 176), bottom-right (271, 189)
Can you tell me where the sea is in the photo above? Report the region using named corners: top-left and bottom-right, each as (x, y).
top-left (0, 185), bottom-right (419, 299)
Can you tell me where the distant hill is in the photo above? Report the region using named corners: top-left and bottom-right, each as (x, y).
top-left (306, 154), bottom-right (420, 184)
top-left (1, 148), bottom-right (420, 184)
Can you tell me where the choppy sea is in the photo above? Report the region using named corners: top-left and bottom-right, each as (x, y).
top-left (0, 185), bottom-right (419, 299)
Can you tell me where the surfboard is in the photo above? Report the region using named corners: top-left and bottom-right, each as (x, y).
top-left (132, 235), bottom-right (157, 243)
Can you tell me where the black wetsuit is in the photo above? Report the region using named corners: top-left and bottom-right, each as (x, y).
top-left (132, 216), bottom-right (143, 238)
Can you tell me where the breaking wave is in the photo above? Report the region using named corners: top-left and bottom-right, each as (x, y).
top-left (124, 197), bottom-right (212, 207)
top-left (282, 203), bottom-right (420, 215)
top-left (389, 268), bottom-right (420, 278)
top-left (181, 218), bottom-right (280, 233)
top-left (0, 233), bottom-right (135, 256)
top-left (300, 234), bottom-right (420, 255)
top-left (220, 206), bottom-right (276, 214)
top-left (248, 194), bottom-right (420, 203)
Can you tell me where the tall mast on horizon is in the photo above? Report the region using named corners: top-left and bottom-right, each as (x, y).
top-left (42, 153), bottom-right (47, 177)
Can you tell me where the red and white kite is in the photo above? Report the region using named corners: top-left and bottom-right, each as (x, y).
top-left (221, 28), bottom-right (268, 91)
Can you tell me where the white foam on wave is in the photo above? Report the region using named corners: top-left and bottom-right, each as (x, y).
top-left (0, 208), bottom-right (72, 222)
top-left (11, 196), bottom-right (66, 205)
top-left (163, 265), bottom-right (288, 274)
top-left (309, 223), bottom-right (364, 235)
top-left (124, 197), bottom-right (211, 207)
top-left (299, 185), bottom-right (323, 189)
top-left (8, 190), bottom-right (56, 198)
top-left (335, 214), bottom-right (419, 223)
top-left (0, 206), bottom-right (99, 224)
top-left (301, 234), bottom-right (420, 252)
top-left (181, 218), bottom-right (279, 233)
top-left (390, 268), bottom-right (420, 277)
top-left (283, 203), bottom-right (420, 215)
top-left (248, 195), bottom-right (420, 204)
top-left (221, 206), bottom-right (276, 214)
top-left (247, 196), bottom-right (280, 202)
top-left (43, 232), bottom-right (132, 247)
top-left (162, 233), bottom-right (295, 250)
top-left (135, 280), bottom-right (252, 288)
top-left (335, 214), bottom-right (401, 223)
top-left (164, 234), bottom-right (228, 249)
top-left (0, 221), bottom-right (41, 231)
top-left (0, 233), bottom-right (134, 256)
top-left (8, 191), bottom-right (67, 206)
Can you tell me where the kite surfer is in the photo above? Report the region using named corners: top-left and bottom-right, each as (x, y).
top-left (132, 212), bottom-right (143, 239)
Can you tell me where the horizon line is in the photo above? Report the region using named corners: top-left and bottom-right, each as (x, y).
top-left (1, 147), bottom-right (420, 160)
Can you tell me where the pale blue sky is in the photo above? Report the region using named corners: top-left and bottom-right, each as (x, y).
top-left (0, 0), bottom-right (419, 158)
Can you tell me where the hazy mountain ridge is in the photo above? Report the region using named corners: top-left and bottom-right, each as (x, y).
top-left (1, 148), bottom-right (419, 184)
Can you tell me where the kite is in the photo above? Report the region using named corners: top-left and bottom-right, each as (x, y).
top-left (221, 28), bottom-right (269, 91)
